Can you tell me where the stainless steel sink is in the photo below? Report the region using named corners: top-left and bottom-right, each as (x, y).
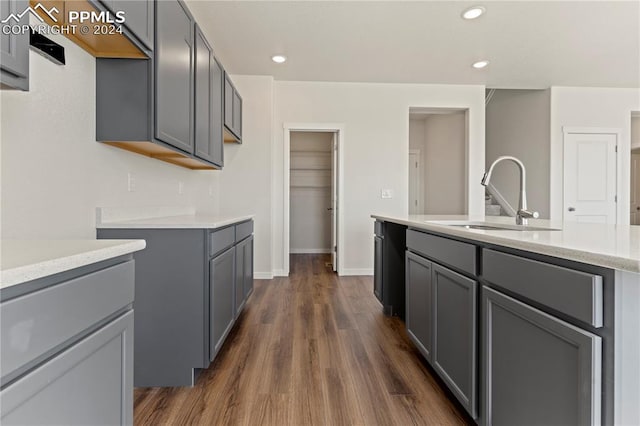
top-left (426, 220), bottom-right (561, 232)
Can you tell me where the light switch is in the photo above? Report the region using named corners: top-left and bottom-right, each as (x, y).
top-left (381, 189), bottom-right (393, 199)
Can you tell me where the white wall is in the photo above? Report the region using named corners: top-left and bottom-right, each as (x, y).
top-left (274, 81), bottom-right (485, 275)
top-left (212, 75), bottom-right (274, 278)
top-left (550, 87), bottom-right (640, 223)
top-left (486, 89), bottom-right (551, 218)
top-left (1, 34), bottom-right (219, 240)
top-left (409, 113), bottom-right (467, 214)
top-left (290, 132), bottom-right (332, 253)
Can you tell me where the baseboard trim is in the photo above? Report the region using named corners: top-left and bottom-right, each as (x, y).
top-left (290, 248), bottom-right (332, 254)
top-left (340, 268), bottom-right (374, 276)
top-left (273, 269), bottom-right (288, 277)
top-left (254, 272), bottom-right (274, 280)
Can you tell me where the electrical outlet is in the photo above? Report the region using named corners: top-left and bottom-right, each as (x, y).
top-left (127, 173), bottom-right (136, 192)
top-left (178, 181), bottom-right (184, 195)
top-left (381, 189), bottom-right (393, 199)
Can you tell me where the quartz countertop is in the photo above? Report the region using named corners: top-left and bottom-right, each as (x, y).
top-left (0, 239), bottom-right (146, 289)
top-left (96, 214), bottom-right (254, 229)
top-left (371, 214), bottom-right (640, 273)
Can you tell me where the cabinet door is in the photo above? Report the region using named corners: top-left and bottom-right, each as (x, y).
top-left (224, 74), bottom-right (233, 130)
top-left (234, 238), bottom-right (246, 317)
top-left (210, 247), bottom-right (235, 361)
top-left (194, 26), bottom-right (214, 163)
top-left (232, 90), bottom-right (242, 139)
top-left (405, 251), bottom-right (433, 362)
top-left (373, 236), bottom-right (383, 303)
top-left (155, 0), bottom-right (194, 153)
top-left (210, 57), bottom-right (224, 166)
top-left (482, 286), bottom-right (602, 426)
top-left (1, 311), bottom-right (133, 425)
top-left (109, 0), bottom-right (153, 49)
top-left (432, 263), bottom-right (477, 418)
top-left (243, 235), bottom-right (254, 298)
top-left (0, 0), bottom-right (29, 90)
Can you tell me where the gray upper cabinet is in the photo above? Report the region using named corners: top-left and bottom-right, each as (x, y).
top-left (223, 72), bottom-right (242, 143)
top-left (482, 286), bottom-right (602, 426)
top-left (194, 25), bottom-right (223, 168)
top-left (155, 0), bottom-right (194, 153)
top-left (405, 251), bottom-right (433, 362)
top-left (210, 246), bottom-right (236, 361)
top-left (0, 0), bottom-right (29, 91)
top-left (432, 263), bottom-right (477, 419)
top-left (107, 0), bottom-right (154, 50)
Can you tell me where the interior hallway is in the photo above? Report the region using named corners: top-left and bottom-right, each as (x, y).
top-left (133, 254), bottom-right (471, 425)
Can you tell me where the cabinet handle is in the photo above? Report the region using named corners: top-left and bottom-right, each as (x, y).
top-left (568, 207), bottom-right (576, 212)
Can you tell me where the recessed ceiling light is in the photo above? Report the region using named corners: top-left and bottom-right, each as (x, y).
top-left (472, 60), bottom-right (490, 69)
top-left (271, 55), bottom-right (287, 64)
top-left (462, 6), bottom-right (485, 20)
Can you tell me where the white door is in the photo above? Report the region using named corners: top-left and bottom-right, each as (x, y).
top-left (563, 132), bottom-right (617, 224)
top-left (409, 151), bottom-right (421, 214)
top-left (330, 133), bottom-right (338, 272)
top-left (631, 152), bottom-right (640, 225)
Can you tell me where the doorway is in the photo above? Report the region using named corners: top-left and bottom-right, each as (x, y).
top-left (408, 149), bottom-right (423, 214)
top-left (562, 128), bottom-right (619, 224)
top-left (631, 113), bottom-right (640, 225)
top-left (284, 124), bottom-right (344, 276)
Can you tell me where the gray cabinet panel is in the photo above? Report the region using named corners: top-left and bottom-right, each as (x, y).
top-left (405, 251), bottom-right (433, 362)
top-left (224, 74), bottom-right (233, 129)
top-left (209, 225), bottom-right (235, 257)
top-left (244, 235), bottom-right (254, 299)
top-left (482, 286), bottom-right (602, 426)
top-left (210, 247), bottom-right (235, 361)
top-left (155, 0), bottom-right (194, 153)
top-left (483, 249), bottom-right (603, 327)
top-left (374, 220), bottom-right (383, 237)
top-left (407, 229), bottom-right (476, 276)
top-left (233, 90), bottom-right (242, 138)
top-left (210, 57), bottom-right (224, 166)
top-left (235, 238), bottom-right (246, 316)
top-left (194, 26), bottom-right (214, 163)
top-left (236, 220), bottom-right (253, 242)
top-left (1, 261), bottom-right (134, 382)
top-left (374, 235), bottom-right (383, 303)
top-left (432, 263), bottom-right (477, 418)
top-left (1, 311), bottom-right (133, 425)
top-left (0, 0), bottom-right (29, 90)
top-left (109, 0), bottom-right (154, 49)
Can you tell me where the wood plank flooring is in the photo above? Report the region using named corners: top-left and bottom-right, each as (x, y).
top-left (134, 254), bottom-right (472, 425)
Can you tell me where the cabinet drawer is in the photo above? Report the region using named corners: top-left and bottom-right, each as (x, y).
top-left (235, 220), bottom-right (253, 242)
top-left (407, 230), bottom-right (476, 276)
top-left (1, 261), bottom-right (134, 382)
top-left (482, 249), bottom-right (603, 327)
top-left (374, 220), bottom-right (383, 237)
top-left (209, 226), bottom-right (235, 258)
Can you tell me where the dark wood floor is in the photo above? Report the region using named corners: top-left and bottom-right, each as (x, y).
top-left (134, 254), bottom-right (471, 425)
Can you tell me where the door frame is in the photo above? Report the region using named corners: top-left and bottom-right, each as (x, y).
top-left (408, 149), bottom-right (423, 213)
top-left (562, 127), bottom-right (623, 224)
top-left (283, 123), bottom-right (345, 276)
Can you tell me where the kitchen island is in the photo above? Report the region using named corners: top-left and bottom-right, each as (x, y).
top-left (0, 239), bottom-right (145, 425)
top-left (372, 214), bottom-right (639, 426)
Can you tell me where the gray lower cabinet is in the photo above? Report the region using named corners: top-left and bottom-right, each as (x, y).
top-left (0, 257), bottom-right (135, 425)
top-left (482, 286), bottom-right (602, 426)
top-left (373, 235), bottom-right (383, 303)
top-left (210, 247), bottom-right (236, 361)
top-left (155, 0), bottom-right (194, 153)
top-left (432, 263), bottom-right (477, 418)
top-left (0, 0), bottom-right (29, 91)
top-left (106, 0), bottom-right (154, 49)
top-left (194, 24), bottom-right (223, 167)
top-left (235, 235), bottom-right (253, 316)
top-left (243, 235), bottom-right (254, 299)
top-left (405, 251), bottom-right (433, 361)
top-left (2, 312), bottom-right (134, 425)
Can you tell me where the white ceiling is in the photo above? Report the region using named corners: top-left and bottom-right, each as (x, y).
top-left (187, 1), bottom-right (640, 89)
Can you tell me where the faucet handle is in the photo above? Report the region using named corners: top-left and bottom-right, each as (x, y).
top-left (518, 209), bottom-right (539, 219)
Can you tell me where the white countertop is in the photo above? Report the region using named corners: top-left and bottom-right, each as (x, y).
top-left (0, 239), bottom-right (146, 289)
top-left (372, 214), bottom-right (640, 273)
top-left (96, 214), bottom-right (254, 229)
